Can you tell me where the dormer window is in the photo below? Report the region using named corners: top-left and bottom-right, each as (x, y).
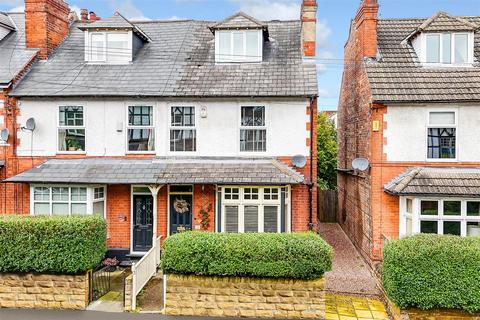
top-left (425, 33), bottom-right (472, 65)
top-left (216, 30), bottom-right (262, 63)
top-left (210, 12), bottom-right (268, 64)
top-left (88, 31), bottom-right (131, 63)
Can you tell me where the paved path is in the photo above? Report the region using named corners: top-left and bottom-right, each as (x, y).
top-left (318, 223), bottom-right (381, 296)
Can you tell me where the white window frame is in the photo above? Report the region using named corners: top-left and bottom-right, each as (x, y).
top-left (30, 185), bottom-right (106, 217)
top-left (422, 32), bottom-right (474, 67)
top-left (220, 186), bottom-right (287, 233)
top-left (93, 186), bottom-right (107, 218)
top-left (57, 105), bottom-right (86, 155)
top-left (426, 110), bottom-right (457, 162)
top-left (126, 105), bottom-right (156, 154)
top-left (215, 30), bottom-right (263, 63)
top-left (239, 105), bottom-right (267, 153)
top-left (169, 106), bottom-right (197, 153)
top-left (399, 196), bottom-right (480, 237)
top-left (85, 31), bottom-right (133, 64)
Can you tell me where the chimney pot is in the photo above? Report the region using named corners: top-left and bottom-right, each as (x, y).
top-left (81, 8), bottom-right (88, 21)
top-left (89, 11), bottom-right (100, 21)
top-left (301, 0), bottom-right (317, 58)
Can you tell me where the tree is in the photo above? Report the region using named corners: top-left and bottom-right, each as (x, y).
top-left (316, 112), bottom-right (337, 190)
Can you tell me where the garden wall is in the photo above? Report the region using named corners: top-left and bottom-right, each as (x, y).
top-left (0, 272), bottom-right (88, 309)
top-left (164, 274), bottom-right (326, 318)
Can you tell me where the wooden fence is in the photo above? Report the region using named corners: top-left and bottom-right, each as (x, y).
top-left (317, 189), bottom-right (337, 223)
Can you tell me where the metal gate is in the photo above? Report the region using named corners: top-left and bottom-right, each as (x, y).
top-left (88, 266), bottom-right (112, 303)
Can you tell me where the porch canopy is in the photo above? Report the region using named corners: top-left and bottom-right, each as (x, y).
top-left (384, 167), bottom-right (480, 197)
top-left (4, 157), bottom-right (304, 185)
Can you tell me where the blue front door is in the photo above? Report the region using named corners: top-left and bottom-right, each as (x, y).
top-left (169, 194), bottom-right (192, 235)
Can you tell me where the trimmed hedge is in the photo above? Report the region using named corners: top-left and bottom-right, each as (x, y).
top-left (383, 234), bottom-right (480, 313)
top-left (161, 232), bottom-right (332, 280)
top-left (0, 215), bottom-right (107, 274)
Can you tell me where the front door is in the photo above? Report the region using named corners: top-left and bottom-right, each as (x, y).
top-left (133, 195), bottom-right (153, 252)
top-left (169, 194), bottom-right (192, 235)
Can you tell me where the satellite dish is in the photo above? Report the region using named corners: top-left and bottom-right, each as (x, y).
top-left (352, 158), bottom-right (370, 171)
top-left (292, 155), bottom-right (307, 168)
top-left (0, 128), bottom-right (9, 142)
top-left (25, 118), bottom-right (36, 131)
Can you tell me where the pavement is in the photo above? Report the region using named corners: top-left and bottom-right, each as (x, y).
top-left (318, 223), bottom-right (381, 296)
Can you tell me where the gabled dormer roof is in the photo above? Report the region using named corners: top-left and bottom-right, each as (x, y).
top-left (0, 12), bottom-right (15, 30)
top-left (404, 12), bottom-right (479, 42)
top-left (209, 11), bottom-right (267, 30)
top-left (78, 11), bottom-right (151, 42)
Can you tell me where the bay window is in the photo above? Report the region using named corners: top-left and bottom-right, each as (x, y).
top-left (58, 106), bottom-right (85, 153)
top-left (31, 185), bottom-right (106, 217)
top-left (240, 106), bottom-right (266, 152)
top-left (427, 111), bottom-right (456, 160)
top-left (170, 106), bottom-right (196, 152)
top-left (221, 186), bottom-right (290, 233)
top-left (127, 106), bottom-right (155, 152)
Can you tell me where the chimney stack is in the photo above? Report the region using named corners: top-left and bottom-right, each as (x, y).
top-left (89, 11), bottom-right (100, 21)
top-left (354, 0), bottom-right (379, 58)
top-left (301, 0), bottom-right (317, 58)
top-left (25, 0), bottom-right (70, 59)
top-left (81, 8), bottom-right (88, 21)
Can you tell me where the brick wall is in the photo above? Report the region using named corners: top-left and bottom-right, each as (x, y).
top-left (193, 185), bottom-right (215, 232)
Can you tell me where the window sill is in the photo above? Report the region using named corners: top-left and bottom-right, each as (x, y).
top-left (425, 158), bottom-right (458, 162)
top-left (126, 151), bottom-right (156, 155)
top-left (57, 151), bottom-right (87, 155)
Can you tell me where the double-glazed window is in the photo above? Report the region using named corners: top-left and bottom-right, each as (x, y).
top-left (127, 106), bottom-right (155, 152)
top-left (58, 106), bottom-right (85, 153)
top-left (216, 30), bottom-right (262, 63)
top-left (427, 111), bottom-right (456, 159)
top-left (88, 32), bottom-right (130, 63)
top-left (32, 185), bottom-right (106, 216)
top-left (222, 187), bottom-right (285, 233)
top-left (170, 107), bottom-right (196, 152)
top-left (425, 33), bottom-right (470, 65)
top-left (240, 106), bottom-right (266, 152)
top-left (418, 199), bottom-right (480, 236)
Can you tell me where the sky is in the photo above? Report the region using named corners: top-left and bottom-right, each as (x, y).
top-left (1, 0), bottom-right (480, 110)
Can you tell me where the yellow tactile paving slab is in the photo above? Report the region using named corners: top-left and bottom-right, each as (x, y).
top-left (325, 294), bottom-right (390, 320)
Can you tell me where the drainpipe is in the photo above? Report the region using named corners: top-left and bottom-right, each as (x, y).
top-left (308, 96), bottom-right (316, 231)
top-left (148, 184), bottom-right (163, 244)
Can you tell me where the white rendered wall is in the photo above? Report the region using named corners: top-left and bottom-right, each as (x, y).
top-left (16, 98), bottom-right (310, 157)
top-left (384, 104), bottom-right (480, 162)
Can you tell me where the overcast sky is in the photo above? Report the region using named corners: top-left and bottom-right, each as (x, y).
top-left (1, 0), bottom-right (479, 110)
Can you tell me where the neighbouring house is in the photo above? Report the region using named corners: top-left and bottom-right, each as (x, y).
top-left (323, 110), bottom-right (337, 129)
top-left (1, 0), bottom-right (319, 260)
top-left (338, 0), bottom-right (480, 268)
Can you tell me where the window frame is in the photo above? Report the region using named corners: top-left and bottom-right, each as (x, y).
top-left (220, 186), bottom-right (285, 233)
top-left (86, 31), bottom-right (132, 64)
top-left (57, 105), bottom-right (86, 155)
top-left (126, 104), bottom-right (156, 154)
top-left (426, 110), bottom-right (458, 162)
top-left (30, 185), bottom-right (106, 218)
top-left (169, 106), bottom-right (197, 153)
top-left (422, 32), bottom-right (473, 67)
top-left (215, 30), bottom-right (263, 63)
top-left (239, 105), bottom-right (267, 153)
top-left (400, 197), bottom-right (480, 237)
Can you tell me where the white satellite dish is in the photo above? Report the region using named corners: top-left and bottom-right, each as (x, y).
top-left (0, 128), bottom-right (9, 142)
top-left (352, 158), bottom-right (370, 171)
top-left (292, 155), bottom-right (307, 168)
top-left (24, 118), bottom-right (36, 131)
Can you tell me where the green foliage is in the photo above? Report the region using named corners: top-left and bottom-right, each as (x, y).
top-left (383, 234), bottom-right (480, 313)
top-left (161, 232), bottom-right (332, 280)
top-left (0, 215), bottom-right (107, 274)
top-left (316, 112), bottom-right (337, 190)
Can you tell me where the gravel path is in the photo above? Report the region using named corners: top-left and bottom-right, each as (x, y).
top-left (318, 223), bottom-right (381, 297)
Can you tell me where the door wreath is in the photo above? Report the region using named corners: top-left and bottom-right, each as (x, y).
top-left (173, 198), bottom-right (190, 214)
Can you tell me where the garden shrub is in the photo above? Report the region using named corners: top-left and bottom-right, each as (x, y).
top-left (0, 215), bottom-right (107, 274)
top-left (383, 234), bottom-right (480, 313)
top-left (161, 232), bottom-right (332, 280)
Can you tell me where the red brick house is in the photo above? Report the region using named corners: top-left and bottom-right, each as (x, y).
top-left (1, 0), bottom-right (319, 260)
top-left (338, 0), bottom-right (480, 268)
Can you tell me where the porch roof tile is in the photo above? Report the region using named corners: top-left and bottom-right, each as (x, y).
top-left (4, 157), bottom-right (304, 185)
top-left (384, 167), bottom-right (480, 197)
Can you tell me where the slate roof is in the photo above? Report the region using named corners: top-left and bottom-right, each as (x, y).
top-left (0, 12), bottom-right (15, 30)
top-left (11, 15), bottom-right (317, 97)
top-left (384, 167), bottom-right (480, 197)
top-left (4, 157), bottom-right (304, 185)
top-left (366, 13), bottom-right (480, 103)
top-left (0, 13), bottom-right (38, 87)
top-left (210, 12), bottom-right (266, 30)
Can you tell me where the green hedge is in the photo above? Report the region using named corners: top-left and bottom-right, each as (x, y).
top-left (0, 215), bottom-right (107, 274)
top-left (161, 232), bottom-right (332, 280)
top-left (383, 234), bottom-right (480, 312)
